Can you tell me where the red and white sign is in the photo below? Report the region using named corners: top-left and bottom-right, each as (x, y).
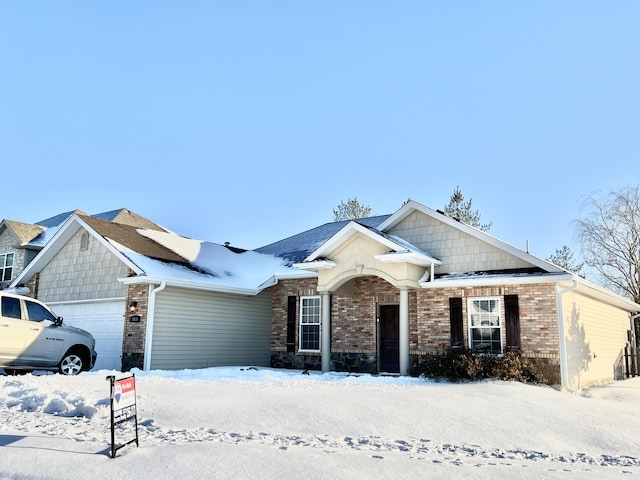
top-left (113, 376), bottom-right (136, 424)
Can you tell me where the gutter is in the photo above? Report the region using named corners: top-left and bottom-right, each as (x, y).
top-left (121, 276), bottom-right (263, 296)
top-left (120, 272), bottom-right (315, 297)
top-left (557, 278), bottom-right (579, 391)
top-left (143, 281), bottom-right (166, 371)
top-left (420, 272), bottom-right (574, 289)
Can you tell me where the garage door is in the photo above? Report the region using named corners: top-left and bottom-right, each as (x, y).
top-left (49, 299), bottom-right (125, 371)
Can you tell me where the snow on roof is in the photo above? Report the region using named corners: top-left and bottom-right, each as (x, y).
top-left (113, 229), bottom-right (305, 292)
top-left (27, 224), bottom-right (63, 248)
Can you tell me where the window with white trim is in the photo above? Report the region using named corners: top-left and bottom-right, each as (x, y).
top-left (468, 297), bottom-right (502, 354)
top-left (299, 296), bottom-right (321, 352)
top-left (0, 253), bottom-right (14, 282)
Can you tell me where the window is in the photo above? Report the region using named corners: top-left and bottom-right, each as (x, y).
top-left (299, 296), bottom-right (321, 352)
top-left (80, 232), bottom-right (89, 251)
top-left (25, 300), bottom-right (57, 322)
top-left (1, 296), bottom-right (21, 319)
top-left (0, 253), bottom-right (14, 282)
top-left (468, 297), bottom-right (502, 354)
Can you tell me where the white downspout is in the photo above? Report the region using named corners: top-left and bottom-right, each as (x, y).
top-left (557, 278), bottom-right (578, 391)
top-left (143, 281), bottom-right (166, 371)
top-left (418, 262), bottom-right (435, 283)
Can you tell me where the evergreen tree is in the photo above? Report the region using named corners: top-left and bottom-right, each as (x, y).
top-left (443, 186), bottom-right (492, 231)
top-left (332, 197), bottom-right (372, 221)
top-left (547, 245), bottom-right (585, 277)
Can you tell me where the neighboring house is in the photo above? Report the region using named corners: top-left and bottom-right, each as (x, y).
top-left (6, 200), bottom-right (640, 391)
top-left (0, 208), bottom-right (168, 290)
top-left (258, 201), bottom-right (640, 391)
top-left (0, 220), bottom-right (45, 289)
top-left (1, 208), bottom-right (173, 370)
top-left (10, 212), bottom-right (303, 372)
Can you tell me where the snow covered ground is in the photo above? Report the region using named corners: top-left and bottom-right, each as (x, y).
top-left (1, 367), bottom-right (639, 480)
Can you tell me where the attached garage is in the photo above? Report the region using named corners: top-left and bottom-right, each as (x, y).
top-left (48, 299), bottom-right (125, 371)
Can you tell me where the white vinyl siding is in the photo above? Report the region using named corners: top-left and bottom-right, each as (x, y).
top-left (150, 287), bottom-right (272, 370)
top-left (561, 289), bottom-right (632, 390)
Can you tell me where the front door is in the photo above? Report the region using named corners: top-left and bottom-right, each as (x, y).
top-left (379, 304), bottom-right (400, 374)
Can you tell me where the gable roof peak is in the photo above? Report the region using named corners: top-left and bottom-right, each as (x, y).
top-left (36, 209), bottom-right (88, 228)
top-left (380, 199), bottom-right (564, 274)
top-left (0, 219), bottom-right (46, 245)
top-left (91, 208), bottom-right (172, 232)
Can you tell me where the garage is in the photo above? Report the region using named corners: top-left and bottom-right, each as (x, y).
top-left (48, 299), bottom-right (125, 371)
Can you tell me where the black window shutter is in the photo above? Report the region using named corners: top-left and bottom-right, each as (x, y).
top-left (286, 296), bottom-right (297, 352)
top-left (449, 297), bottom-right (464, 348)
top-left (504, 294), bottom-right (521, 349)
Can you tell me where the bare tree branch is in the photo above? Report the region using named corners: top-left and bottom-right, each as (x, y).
top-left (576, 187), bottom-right (640, 302)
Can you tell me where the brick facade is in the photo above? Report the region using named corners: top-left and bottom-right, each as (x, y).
top-left (270, 276), bottom-right (561, 383)
top-left (271, 278), bottom-right (319, 352)
top-left (121, 282), bottom-right (150, 371)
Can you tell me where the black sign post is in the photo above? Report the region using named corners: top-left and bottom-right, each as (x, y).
top-left (106, 374), bottom-right (139, 458)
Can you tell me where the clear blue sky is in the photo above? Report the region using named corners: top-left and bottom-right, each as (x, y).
top-left (2, 2), bottom-right (638, 260)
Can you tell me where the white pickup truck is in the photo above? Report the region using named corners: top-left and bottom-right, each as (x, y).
top-left (0, 292), bottom-right (97, 375)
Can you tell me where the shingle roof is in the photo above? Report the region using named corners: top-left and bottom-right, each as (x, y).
top-left (79, 215), bottom-right (188, 264)
top-left (36, 210), bottom-right (88, 228)
top-left (91, 208), bottom-right (170, 232)
top-left (255, 214), bottom-right (391, 264)
top-left (2, 220), bottom-right (46, 245)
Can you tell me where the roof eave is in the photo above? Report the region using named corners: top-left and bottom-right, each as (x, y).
top-left (420, 272), bottom-right (574, 289)
top-left (118, 276), bottom-right (263, 296)
top-left (572, 276), bottom-right (640, 312)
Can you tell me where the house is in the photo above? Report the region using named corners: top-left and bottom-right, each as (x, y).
top-left (0, 208), bottom-right (169, 290)
top-left (8, 211), bottom-right (304, 372)
top-left (5, 200), bottom-right (639, 391)
top-left (258, 201), bottom-right (640, 391)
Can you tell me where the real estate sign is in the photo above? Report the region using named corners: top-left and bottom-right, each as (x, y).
top-left (107, 374), bottom-right (139, 458)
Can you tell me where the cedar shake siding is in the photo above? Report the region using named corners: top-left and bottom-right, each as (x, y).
top-left (270, 277), bottom-right (561, 384)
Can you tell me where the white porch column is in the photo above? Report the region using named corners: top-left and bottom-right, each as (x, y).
top-left (321, 292), bottom-right (331, 373)
top-left (399, 287), bottom-right (410, 376)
